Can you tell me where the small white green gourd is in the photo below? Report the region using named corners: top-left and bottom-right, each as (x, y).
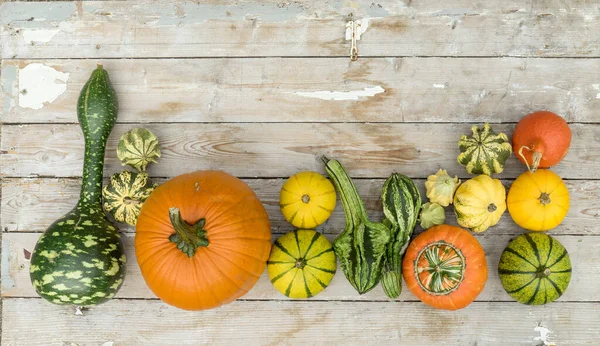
top-left (424, 169), bottom-right (461, 207)
top-left (102, 128), bottom-right (161, 226)
top-left (457, 123), bottom-right (512, 175)
top-left (420, 202), bottom-right (446, 229)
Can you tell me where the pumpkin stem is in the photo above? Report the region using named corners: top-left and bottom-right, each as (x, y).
top-left (539, 192), bottom-right (551, 205)
top-left (518, 145), bottom-right (542, 173)
top-left (301, 194), bottom-right (310, 204)
top-left (168, 207), bottom-right (209, 258)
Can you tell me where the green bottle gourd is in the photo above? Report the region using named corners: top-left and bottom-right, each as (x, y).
top-left (29, 65), bottom-right (126, 306)
top-left (380, 173), bottom-right (421, 299)
top-left (323, 157), bottom-right (390, 294)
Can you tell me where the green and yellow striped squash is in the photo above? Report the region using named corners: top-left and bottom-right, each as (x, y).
top-left (117, 128), bottom-right (161, 172)
top-left (498, 233), bottom-right (572, 305)
top-left (268, 230), bottom-right (336, 298)
top-left (457, 123), bottom-right (512, 175)
top-left (102, 170), bottom-right (158, 226)
top-left (30, 65), bottom-right (126, 306)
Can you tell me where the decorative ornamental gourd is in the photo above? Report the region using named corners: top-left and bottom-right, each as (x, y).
top-left (135, 170), bottom-right (272, 310)
top-left (267, 229), bottom-right (336, 298)
top-left (29, 65), bottom-right (126, 306)
top-left (419, 202), bottom-right (446, 229)
top-left (507, 169), bottom-right (570, 231)
top-left (457, 123), bottom-right (512, 175)
top-left (425, 169), bottom-right (460, 207)
top-left (323, 157), bottom-right (390, 294)
top-left (380, 173), bottom-right (421, 299)
top-left (453, 175), bottom-right (506, 233)
top-left (512, 111), bottom-right (571, 172)
top-left (117, 128), bottom-right (161, 172)
top-left (498, 233), bottom-right (571, 305)
top-left (402, 224), bottom-right (488, 310)
top-left (279, 171), bottom-right (336, 229)
top-left (102, 170), bottom-right (157, 226)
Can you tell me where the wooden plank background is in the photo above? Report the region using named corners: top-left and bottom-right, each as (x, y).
top-left (1, 1), bottom-right (600, 345)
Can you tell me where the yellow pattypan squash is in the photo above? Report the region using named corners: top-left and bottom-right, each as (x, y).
top-left (453, 175), bottom-right (506, 233)
top-left (425, 169), bottom-right (461, 207)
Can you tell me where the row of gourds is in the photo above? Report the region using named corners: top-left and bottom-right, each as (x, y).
top-left (29, 66), bottom-right (571, 312)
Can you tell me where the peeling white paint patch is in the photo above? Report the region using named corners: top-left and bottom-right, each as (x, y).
top-left (593, 84), bottom-right (600, 99)
top-left (345, 18), bottom-right (371, 41)
top-left (290, 86), bottom-right (385, 101)
top-left (1, 239), bottom-right (15, 290)
top-left (533, 325), bottom-right (555, 346)
top-left (433, 84), bottom-right (447, 89)
top-left (22, 29), bottom-right (60, 44)
top-left (18, 63), bottom-right (69, 110)
top-left (102, 342), bottom-right (115, 346)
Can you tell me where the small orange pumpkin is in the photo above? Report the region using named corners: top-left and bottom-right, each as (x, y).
top-left (512, 111), bottom-right (571, 172)
top-left (402, 224), bottom-right (487, 310)
top-left (135, 171), bottom-right (272, 310)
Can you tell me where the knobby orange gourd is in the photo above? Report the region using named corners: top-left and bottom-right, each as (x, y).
top-left (512, 111), bottom-right (571, 172)
top-left (135, 171), bottom-right (272, 310)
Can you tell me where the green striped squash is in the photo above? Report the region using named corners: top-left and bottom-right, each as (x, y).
top-left (267, 230), bottom-right (336, 298)
top-left (457, 123), bottom-right (512, 175)
top-left (498, 233), bottom-right (572, 305)
top-left (30, 65), bottom-right (126, 306)
top-left (381, 173), bottom-right (421, 299)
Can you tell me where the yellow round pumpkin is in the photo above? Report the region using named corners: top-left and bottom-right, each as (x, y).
top-left (507, 169), bottom-right (569, 231)
top-left (453, 175), bottom-right (506, 233)
top-left (267, 229), bottom-right (336, 298)
top-left (280, 171), bottom-right (336, 229)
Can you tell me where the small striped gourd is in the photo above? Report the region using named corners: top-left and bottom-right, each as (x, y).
top-left (457, 123), bottom-right (512, 175)
top-left (268, 230), bottom-right (336, 298)
top-left (30, 66), bottom-right (126, 306)
top-left (381, 173), bottom-right (421, 299)
top-left (102, 170), bottom-right (157, 226)
top-left (498, 233), bottom-right (572, 305)
top-left (117, 128), bottom-right (161, 172)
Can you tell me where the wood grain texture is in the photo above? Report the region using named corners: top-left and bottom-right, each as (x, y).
top-left (2, 1), bottom-right (600, 59)
top-left (3, 58), bottom-right (600, 124)
top-left (3, 298), bottom-right (599, 345)
top-left (1, 123), bottom-right (597, 179)
top-left (2, 232), bottom-right (597, 302)
top-left (2, 177), bottom-right (599, 235)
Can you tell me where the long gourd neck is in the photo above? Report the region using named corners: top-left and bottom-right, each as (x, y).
top-left (323, 157), bottom-right (368, 224)
top-left (76, 64), bottom-right (118, 209)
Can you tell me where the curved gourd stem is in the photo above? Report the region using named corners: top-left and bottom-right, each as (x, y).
top-left (518, 145), bottom-right (542, 173)
top-left (168, 207), bottom-right (209, 257)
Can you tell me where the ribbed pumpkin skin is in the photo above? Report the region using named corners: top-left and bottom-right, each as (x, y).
top-left (135, 171), bottom-right (272, 310)
top-left (454, 175), bottom-right (506, 233)
top-left (498, 233), bottom-right (571, 305)
top-left (402, 225), bottom-right (487, 310)
top-left (268, 230), bottom-right (336, 298)
top-left (280, 171), bottom-right (336, 229)
top-left (507, 170), bottom-right (570, 231)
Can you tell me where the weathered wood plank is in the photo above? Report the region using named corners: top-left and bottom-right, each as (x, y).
top-left (3, 298), bottom-right (598, 345)
top-left (2, 178), bottom-right (599, 235)
top-left (3, 58), bottom-right (600, 124)
top-left (1, 123), bottom-right (596, 179)
top-left (2, 232), bottom-right (597, 302)
top-left (2, 1), bottom-right (600, 59)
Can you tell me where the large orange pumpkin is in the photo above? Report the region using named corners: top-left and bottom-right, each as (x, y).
top-left (402, 224), bottom-right (487, 310)
top-left (135, 171), bottom-right (272, 310)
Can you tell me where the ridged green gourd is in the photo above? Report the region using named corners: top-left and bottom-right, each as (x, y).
top-left (102, 170), bottom-right (157, 226)
top-left (30, 65), bottom-right (126, 306)
top-left (498, 233), bottom-right (571, 305)
top-left (323, 157), bottom-right (390, 294)
top-left (380, 173), bottom-right (421, 299)
top-left (457, 123), bottom-right (512, 175)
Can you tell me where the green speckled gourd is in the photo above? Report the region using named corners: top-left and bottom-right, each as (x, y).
top-left (457, 123), bottom-right (512, 175)
top-left (380, 173), bottom-right (421, 299)
top-left (117, 128), bottom-right (161, 172)
top-left (30, 65), bottom-right (126, 306)
top-left (323, 157), bottom-right (390, 295)
top-left (102, 170), bottom-right (157, 226)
